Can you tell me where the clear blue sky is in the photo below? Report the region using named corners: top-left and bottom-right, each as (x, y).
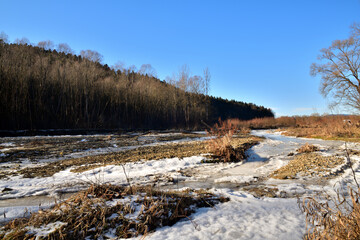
top-left (1, 0), bottom-right (360, 117)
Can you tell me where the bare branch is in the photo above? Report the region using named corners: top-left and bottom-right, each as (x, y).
top-left (311, 23), bottom-right (360, 112)
top-left (80, 49), bottom-right (103, 63)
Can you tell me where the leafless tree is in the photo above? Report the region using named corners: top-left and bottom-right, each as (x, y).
top-left (14, 37), bottom-right (30, 45)
top-left (203, 67), bottom-right (211, 120)
top-left (177, 64), bottom-right (190, 91)
top-left (0, 31), bottom-right (9, 43)
top-left (188, 75), bottom-right (204, 94)
top-left (112, 61), bottom-right (126, 72)
top-left (203, 67), bottom-right (211, 96)
top-left (127, 65), bottom-right (137, 73)
top-left (311, 23), bottom-right (360, 111)
top-left (57, 43), bottom-right (74, 54)
top-left (138, 64), bottom-right (157, 77)
top-left (80, 49), bottom-right (103, 63)
top-left (352, 22), bottom-right (360, 37)
top-left (37, 40), bottom-right (54, 50)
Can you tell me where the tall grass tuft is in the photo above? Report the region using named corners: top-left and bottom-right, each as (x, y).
top-left (206, 118), bottom-right (240, 162)
top-left (301, 187), bottom-right (360, 239)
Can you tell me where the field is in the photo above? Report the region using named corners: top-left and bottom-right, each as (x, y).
top-left (1, 120), bottom-right (360, 239)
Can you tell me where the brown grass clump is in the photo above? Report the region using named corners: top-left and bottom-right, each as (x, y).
top-left (270, 153), bottom-right (344, 179)
top-left (297, 143), bottom-right (319, 153)
top-left (0, 184), bottom-right (229, 239)
top-left (301, 187), bottom-right (360, 239)
top-left (206, 118), bottom-right (255, 162)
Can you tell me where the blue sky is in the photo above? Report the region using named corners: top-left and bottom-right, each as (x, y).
top-left (1, 0), bottom-right (360, 117)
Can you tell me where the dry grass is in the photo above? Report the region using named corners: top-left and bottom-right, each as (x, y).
top-left (18, 141), bottom-right (209, 178)
top-left (297, 143), bottom-right (319, 153)
top-left (270, 153), bottom-right (344, 179)
top-left (229, 115), bottom-right (360, 141)
top-left (206, 118), bottom-right (255, 162)
top-left (0, 184), bottom-right (229, 239)
top-left (301, 187), bottom-right (360, 239)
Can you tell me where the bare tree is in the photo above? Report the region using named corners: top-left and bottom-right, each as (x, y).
top-left (37, 40), bottom-right (54, 50)
top-left (311, 23), bottom-right (360, 111)
top-left (165, 75), bottom-right (176, 85)
top-left (14, 37), bottom-right (30, 45)
top-left (177, 64), bottom-right (190, 91)
top-left (203, 67), bottom-right (211, 97)
top-left (188, 75), bottom-right (204, 94)
top-left (80, 49), bottom-right (103, 63)
top-left (138, 64), bottom-right (157, 77)
top-left (127, 65), bottom-right (137, 73)
top-left (0, 31), bottom-right (9, 43)
top-left (112, 61), bottom-right (126, 72)
top-left (352, 22), bottom-right (360, 37)
top-left (57, 43), bottom-right (74, 54)
top-left (203, 67), bottom-right (211, 120)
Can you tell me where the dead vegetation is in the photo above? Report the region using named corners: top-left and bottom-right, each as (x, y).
top-left (205, 118), bottom-right (257, 163)
top-left (301, 187), bottom-right (360, 240)
top-left (298, 143), bottom-right (360, 239)
top-left (231, 115), bottom-right (360, 141)
top-left (296, 143), bottom-right (319, 153)
top-left (17, 140), bottom-right (209, 178)
top-left (270, 153), bottom-right (345, 179)
top-left (0, 132), bottom-right (202, 164)
top-left (0, 184), bottom-right (229, 239)
top-left (5, 129), bottom-right (260, 178)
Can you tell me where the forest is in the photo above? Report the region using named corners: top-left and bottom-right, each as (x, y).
top-left (0, 40), bottom-right (273, 131)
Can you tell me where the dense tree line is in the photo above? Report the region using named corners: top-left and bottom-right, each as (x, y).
top-left (0, 40), bottom-right (273, 130)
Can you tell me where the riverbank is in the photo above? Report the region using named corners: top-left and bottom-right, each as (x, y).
top-left (1, 130), bottom-right (360, 239)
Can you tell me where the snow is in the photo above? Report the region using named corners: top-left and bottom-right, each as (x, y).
top-left (214, 176), bottom-right (257, 184)
top-left (146, 189), bottom-right (306, 240)
top-left (2, 129), bottom-right (360, 239)
top-left (0, 156), bottom-right (205, 200)
top-left (0, 205), bottom-right (51, 224)
top-left (26, 221), bottom-right (66, 238)
top-left (0, 142), bottom-right (15, 147)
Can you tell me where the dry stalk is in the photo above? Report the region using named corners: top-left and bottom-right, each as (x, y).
top-left (206, 118), bottom-right (237, 162)
top-left (300, 143), bottom-right (360, 239)
top-left (0, 184), bottom-right (229, 239)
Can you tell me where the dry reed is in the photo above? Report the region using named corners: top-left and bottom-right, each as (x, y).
top-left (0, 184), bottom-right (229, 239)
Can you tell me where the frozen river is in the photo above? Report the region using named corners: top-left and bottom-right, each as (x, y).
top-left (1, 130), bottom-right (360, 239)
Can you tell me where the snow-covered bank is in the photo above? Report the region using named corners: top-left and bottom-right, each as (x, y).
top-left (2, 129), bottom-right (360, 239)
top-left (0, 156), bottom-right (205, 200)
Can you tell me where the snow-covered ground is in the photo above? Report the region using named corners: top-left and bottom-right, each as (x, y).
top-left (2, 129), bottom-right (360, 239)
top-left (147, 189), bottom-right (306, 240)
